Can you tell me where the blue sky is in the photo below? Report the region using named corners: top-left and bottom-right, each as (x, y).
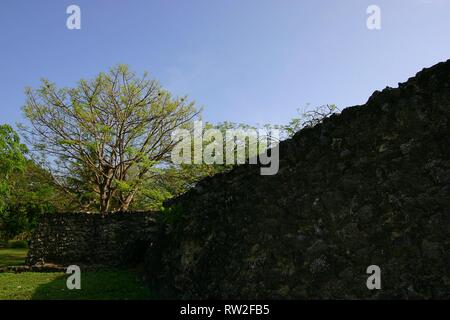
top-left (1, 0), bottom-right (449, 129)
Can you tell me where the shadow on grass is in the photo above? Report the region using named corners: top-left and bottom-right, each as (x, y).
top-left (31, 270), bottom-right (155, 300)
top-left (1, 248), bottom-right (155, 300)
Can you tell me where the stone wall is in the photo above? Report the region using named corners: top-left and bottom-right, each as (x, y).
top-left (27, 212), bottom-right (158, 267)
top-left (28, 60), bottom-right (450, 299)
top-left (148, 60), bottom-right (450, 299)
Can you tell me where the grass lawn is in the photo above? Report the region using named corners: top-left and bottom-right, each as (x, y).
top-left (0, 248), bottom-right (154, 300)
top-left (0, 270), bottom-right (154, 300)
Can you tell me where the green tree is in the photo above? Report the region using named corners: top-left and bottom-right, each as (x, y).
top-left (1, 160), bottom-right (69, 240)
top-left (22, 65), bottom-right (199, 213)
top-left (0, 125), bottom-right (27, 212)
top-left (131, 121), bottom-right (262, 210)
top-left (0, 125), bottom-right (29, 240)
top-left (283, 104), bottom-right (340, 138)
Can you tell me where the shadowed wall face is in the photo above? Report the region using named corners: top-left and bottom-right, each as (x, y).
top-left (27, 212), bottom-right (159, 267)
top-left (151, 61), bottom-right (450, 299)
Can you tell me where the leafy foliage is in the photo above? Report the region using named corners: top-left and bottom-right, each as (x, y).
top-left (283, 104), bottom-right (340, 138)
top-left (0, 125), bottom-right (72, 240)
top-left (22, 65), bottom-right (199, 213)
top-left (0, 125), bottom-right (28, 212)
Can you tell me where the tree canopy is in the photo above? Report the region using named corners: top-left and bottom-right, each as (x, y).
top-left (0, 124), bottom-right (28, 212)
top-left (22, 65), bottom-right (199, 213)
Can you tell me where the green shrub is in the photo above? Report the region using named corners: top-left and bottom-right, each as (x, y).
top-left (159, 204), bottom-right (184, 226)
top-left (7, 240), bottom-right (28, 249)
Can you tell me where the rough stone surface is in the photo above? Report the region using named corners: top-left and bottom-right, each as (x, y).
top-left (27, 212), bottom-right (158, 267)
top-left (148, 60), bottom-right (450, 299)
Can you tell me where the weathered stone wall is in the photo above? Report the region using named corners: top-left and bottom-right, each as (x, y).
top-left (148, 60), bottom-right (450, 299)
top-left (27, 212), bottom-right (158, 267)
top-left (28, 60), bottom-right (450, 299)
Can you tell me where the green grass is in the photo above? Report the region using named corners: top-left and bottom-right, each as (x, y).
top-left (0, 248), bottom-right (28, 268)
top-left (0, 248), bottom-right (155, 300)
top-left (0, 271), bottom-right (154, 300)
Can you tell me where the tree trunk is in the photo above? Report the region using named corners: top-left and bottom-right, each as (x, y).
top-left (99, 183), bottom-right (112, 214)
top-left (99, 167), bottom-right (114, 214)
top-left (118, 191), bottom-right (136, 212)
top-left (100, 192), bottom-right (111, 214)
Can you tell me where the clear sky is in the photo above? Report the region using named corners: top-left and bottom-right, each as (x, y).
top-left (1, 0), bottom-right (449, 129)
